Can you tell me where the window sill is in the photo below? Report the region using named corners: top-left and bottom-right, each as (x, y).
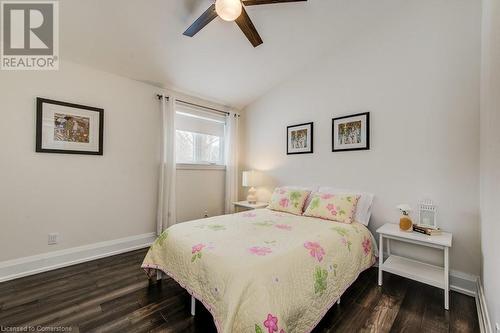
top-left (176, 163), bottom-right (226, 171)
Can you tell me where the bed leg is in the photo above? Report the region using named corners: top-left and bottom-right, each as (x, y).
top-left (337, 297), bottom-right (341, 305)
top-left (191, 296), bottom-right (196, 316)
top-left (156, 270), bottom-right (163, 281)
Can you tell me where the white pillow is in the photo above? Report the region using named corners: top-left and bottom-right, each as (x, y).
top-left (281, 185), bottom-right (317, 191)
top-left (318, 187), bottom-right (374, 226)
top-left (281, 186), bottom-right (317, 210)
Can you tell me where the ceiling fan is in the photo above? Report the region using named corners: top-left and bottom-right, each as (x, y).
top-left (183, 0), bottom-right (307, 47)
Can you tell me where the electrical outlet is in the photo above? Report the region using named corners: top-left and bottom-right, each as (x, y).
top-left (203, 211), bottom-right (209, 218)
top-left (48, 233), bottom-right (59, 245)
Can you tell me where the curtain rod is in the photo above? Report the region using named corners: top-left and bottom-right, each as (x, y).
top-left (156, 94), bottom-right (232, 117)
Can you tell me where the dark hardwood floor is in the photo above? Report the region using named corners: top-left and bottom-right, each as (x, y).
top-left (0, 249), bottom-right (479, 333)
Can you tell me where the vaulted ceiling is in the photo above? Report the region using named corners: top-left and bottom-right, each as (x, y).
top-left (60, 0), bottom-right (402, 109)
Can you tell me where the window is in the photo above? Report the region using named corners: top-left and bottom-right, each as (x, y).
top-left (175, 103), bottom-right (226, 166)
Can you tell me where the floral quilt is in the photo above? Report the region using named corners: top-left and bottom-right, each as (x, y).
top-left (142, 208), bottom-right (378, 333)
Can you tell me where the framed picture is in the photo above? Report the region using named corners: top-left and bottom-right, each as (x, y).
top-left (332, 112), bottom-right (370, 152)
top-left (418, 199), bottom-right (438, 229)
top-left (36, 98), bottom-right (104, 155)
top-left (287, 122), bottom-right (313, 155)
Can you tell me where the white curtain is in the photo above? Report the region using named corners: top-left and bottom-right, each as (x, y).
top-left (156, 95), bottom-right (177, 235)
top-left (225, 112), bottom-right (240, 213)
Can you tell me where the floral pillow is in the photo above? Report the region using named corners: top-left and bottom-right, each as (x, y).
top-left (267, 187), bottom-right (311, 215)
top-left (303, 192), bottom-right (360, 224)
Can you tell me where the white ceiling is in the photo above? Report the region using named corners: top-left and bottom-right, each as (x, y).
top-left (60, 0), bottom-right (401, 109)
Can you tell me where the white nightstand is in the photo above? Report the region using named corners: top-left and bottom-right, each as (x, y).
top-left (233, 201), bottom-right (268, 212)
top-left (376, 223), bottom-right (453, 310)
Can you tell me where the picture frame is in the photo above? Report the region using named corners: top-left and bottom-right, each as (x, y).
top-left (287, 122), bottom-right (313, 155)
top-left (418, 199), bottom-right (438, 229)
top-left (332, 112), bottom-right (370, 152)
top-left (36, 98), bottom-right (104, 155)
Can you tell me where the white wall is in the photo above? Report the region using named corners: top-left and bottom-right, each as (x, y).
top-left (242, 0), bottom-right (481, 276)
top-left (169, 91), bottom-right (234, 224)
top-left (176, 168), bottom-right (226, 222)
top-left (480, 0), bottom-right (500, 329)
top-left (0, 61), bottom-right (230, 263)
top-left (0, 61), bottom-right (161, 261)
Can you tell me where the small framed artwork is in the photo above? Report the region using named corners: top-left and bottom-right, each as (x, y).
top-left (36, 98), bottom-right (104, 155)
top-left (332, 112), bottom-right (370, 152)
top-left (287, 122), bottom-right (313, 155)
top-left (418, 199), bottom-right (438, 229)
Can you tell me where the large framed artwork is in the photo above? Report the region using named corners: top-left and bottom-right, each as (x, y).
top-left (287, 122), bottom-right (313, 155)
top-left (332, 112), bottom-right (370, 152)
top-left (36, 98), bottom-right (104, 155)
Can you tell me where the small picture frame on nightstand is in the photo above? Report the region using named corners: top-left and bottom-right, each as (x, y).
top-left (418, 199), bottom-right (437, 229)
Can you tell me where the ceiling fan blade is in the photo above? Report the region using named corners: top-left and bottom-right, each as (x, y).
top-left (242, 0), bottom-right (306, 6)
top-left (235, 7), bottom-right (263, 47)
top-left (183, 4), bottom-right (218, 37)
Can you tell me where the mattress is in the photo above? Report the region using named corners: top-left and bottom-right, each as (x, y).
top-left (142, 208), bottom-right (377, 333)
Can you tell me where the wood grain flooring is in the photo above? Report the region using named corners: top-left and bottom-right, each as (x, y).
top-left (0, 249), bottom-right (479, 332)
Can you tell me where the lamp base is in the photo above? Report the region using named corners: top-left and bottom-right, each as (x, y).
top-left (247, 187), bottom-right (257, 204)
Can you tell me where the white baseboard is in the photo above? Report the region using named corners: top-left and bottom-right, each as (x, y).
top-left (0, 233), bottom-right (156, 283)
top-left (450, 269), bottom-right (478, 297)
top-left (476, 278), bottom-right (493, 333)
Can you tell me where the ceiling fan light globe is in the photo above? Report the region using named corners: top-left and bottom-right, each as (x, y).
top-left (215, 0), bottom-right (242, 21)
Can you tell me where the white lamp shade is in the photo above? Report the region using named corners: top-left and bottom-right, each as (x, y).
top-left (215, 0), bottom-right (242, 21)
top-left (242, 170), bottom-right (258, 187)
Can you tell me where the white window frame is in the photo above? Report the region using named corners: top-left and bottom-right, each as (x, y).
top-left (176, 163), bottom-right (226, 171)
top-left (175, 131), bottom-right (226, 170)
top-left (174, 106), bottom-right (226, 170)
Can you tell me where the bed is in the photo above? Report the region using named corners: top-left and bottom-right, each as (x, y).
top-left (142, 208), bottom-right (378, 333)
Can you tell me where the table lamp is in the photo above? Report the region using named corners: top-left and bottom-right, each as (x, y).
top-left (242, 170), bottom-right (258, 204)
